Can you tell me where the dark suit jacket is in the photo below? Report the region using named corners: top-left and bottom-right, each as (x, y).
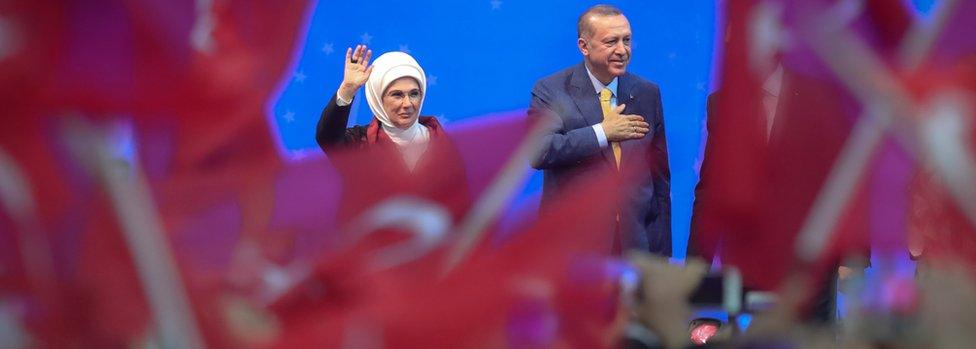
top-left (688, 71), bottom-right (869, 293)
top-left (530, 62), bottom-right (671, 256)
top-left (686, 92), bottom-right (763, 261)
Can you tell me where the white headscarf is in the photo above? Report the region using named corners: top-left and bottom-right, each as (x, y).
top-left (365, 51), bottom-right (430, 170)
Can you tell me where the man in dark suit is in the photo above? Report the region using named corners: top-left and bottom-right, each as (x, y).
top-left (530, 5), bottom-right (670, 256)
top-left (688, 63), bottom-right (872, 324)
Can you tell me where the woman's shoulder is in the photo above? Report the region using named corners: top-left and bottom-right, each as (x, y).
top-left (336, 124), bottom-right (372, 147)
top-left (417, 116), bottom-right (444, 131)
top-left (346, 124), bottom-right (369, 136)
top-left (357, 118), bottom-right (384, 138)
top-left (420, 116), bottom-right (459, 141)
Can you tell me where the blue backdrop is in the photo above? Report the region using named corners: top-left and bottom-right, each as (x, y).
top-left (271, 0), bottom-right (936, 259)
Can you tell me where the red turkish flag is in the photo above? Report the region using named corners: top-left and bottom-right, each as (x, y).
top-left (2, 0), bottom-right (315, 346)
top-left (693, 0), bottom-right (912, 293)
top-left (270, 107), bottom-right (629, 347)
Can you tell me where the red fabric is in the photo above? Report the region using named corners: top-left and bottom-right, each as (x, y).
top-left (906, 57), bottom-right (976, 269)
top-left (75, 196), bottom-right (152, 345)
top-left (692, 0), bottom-right (767, 282)
top-left (271, 163), bottom-right (624, 348)
top-left (329, 116), bottom-right (472, 227)
top-left (2, 0), bottom-right (315, 346)
top-left (690, 322), bottom-right (719, 345)
top-left (695, 0), bottom-right (908, 292)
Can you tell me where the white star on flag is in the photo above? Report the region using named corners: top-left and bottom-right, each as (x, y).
top-left (294, 70), bottom-right (307, 83)
top-left (283, 111), bottom-right (295, 123)
top-left (398, 44), bottom-right (411, 53)
top-left (490, 0), bottom-right (502, 10)
top-left (322, 42), bottom-right (334, 55)
top-left (361, 32), bottom-right (373, 44)
top-left (427, 75), bottom-right (438, 86)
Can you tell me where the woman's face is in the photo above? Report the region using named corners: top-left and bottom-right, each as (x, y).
top-left (382, 77), bottom-right (422, 129)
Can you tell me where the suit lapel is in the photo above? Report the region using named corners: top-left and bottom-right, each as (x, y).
top-left (569, 62), bottom-right (615, 165)
top-left (617, 74), bottom-right (641, 166)
top-left (569, 63), bottom-right (606, 127)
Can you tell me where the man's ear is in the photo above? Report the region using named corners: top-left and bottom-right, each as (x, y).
top-left (577, 37), bottom-right (588, 56)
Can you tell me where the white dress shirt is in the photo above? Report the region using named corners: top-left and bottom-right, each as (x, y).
top-left (336, 92), bottom-right (353, 106)
top-left (761, 64), bottom-right (783, 141)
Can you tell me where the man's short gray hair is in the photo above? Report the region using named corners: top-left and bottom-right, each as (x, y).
top-left (577, 4), bottom-right (624, 39)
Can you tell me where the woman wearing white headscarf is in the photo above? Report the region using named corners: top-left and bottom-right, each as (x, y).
top-left (316, 45), bottom-right (469, 225)
top-left (316, 45), bottom-right (449, 171)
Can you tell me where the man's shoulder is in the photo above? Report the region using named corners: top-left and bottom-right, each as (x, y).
top-left (624, 72), bottom-right (661, 94)
top-left (533, 64), bottom-right (581, 90)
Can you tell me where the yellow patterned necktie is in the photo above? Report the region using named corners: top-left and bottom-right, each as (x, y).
top-left (599, 87), bottom-right (622, 168)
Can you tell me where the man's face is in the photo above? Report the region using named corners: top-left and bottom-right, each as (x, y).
top-left (579, 14), bottom-right (632, 82)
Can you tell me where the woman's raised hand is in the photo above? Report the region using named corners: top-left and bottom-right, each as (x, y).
top-left (338, 45), bottom-right (373, 101)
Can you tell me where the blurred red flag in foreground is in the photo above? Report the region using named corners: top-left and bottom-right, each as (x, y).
top-left (271, 146), bottom-right (625, 348)
top-left (2, 0), bottom-right (315, 346)
top-left (695, 0), bottom-right (976, 324)
top-left (693, 0), bottom-right (913, 293)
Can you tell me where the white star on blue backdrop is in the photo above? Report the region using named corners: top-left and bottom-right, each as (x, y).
top-left (490, 0), bottom-right (502, 11)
